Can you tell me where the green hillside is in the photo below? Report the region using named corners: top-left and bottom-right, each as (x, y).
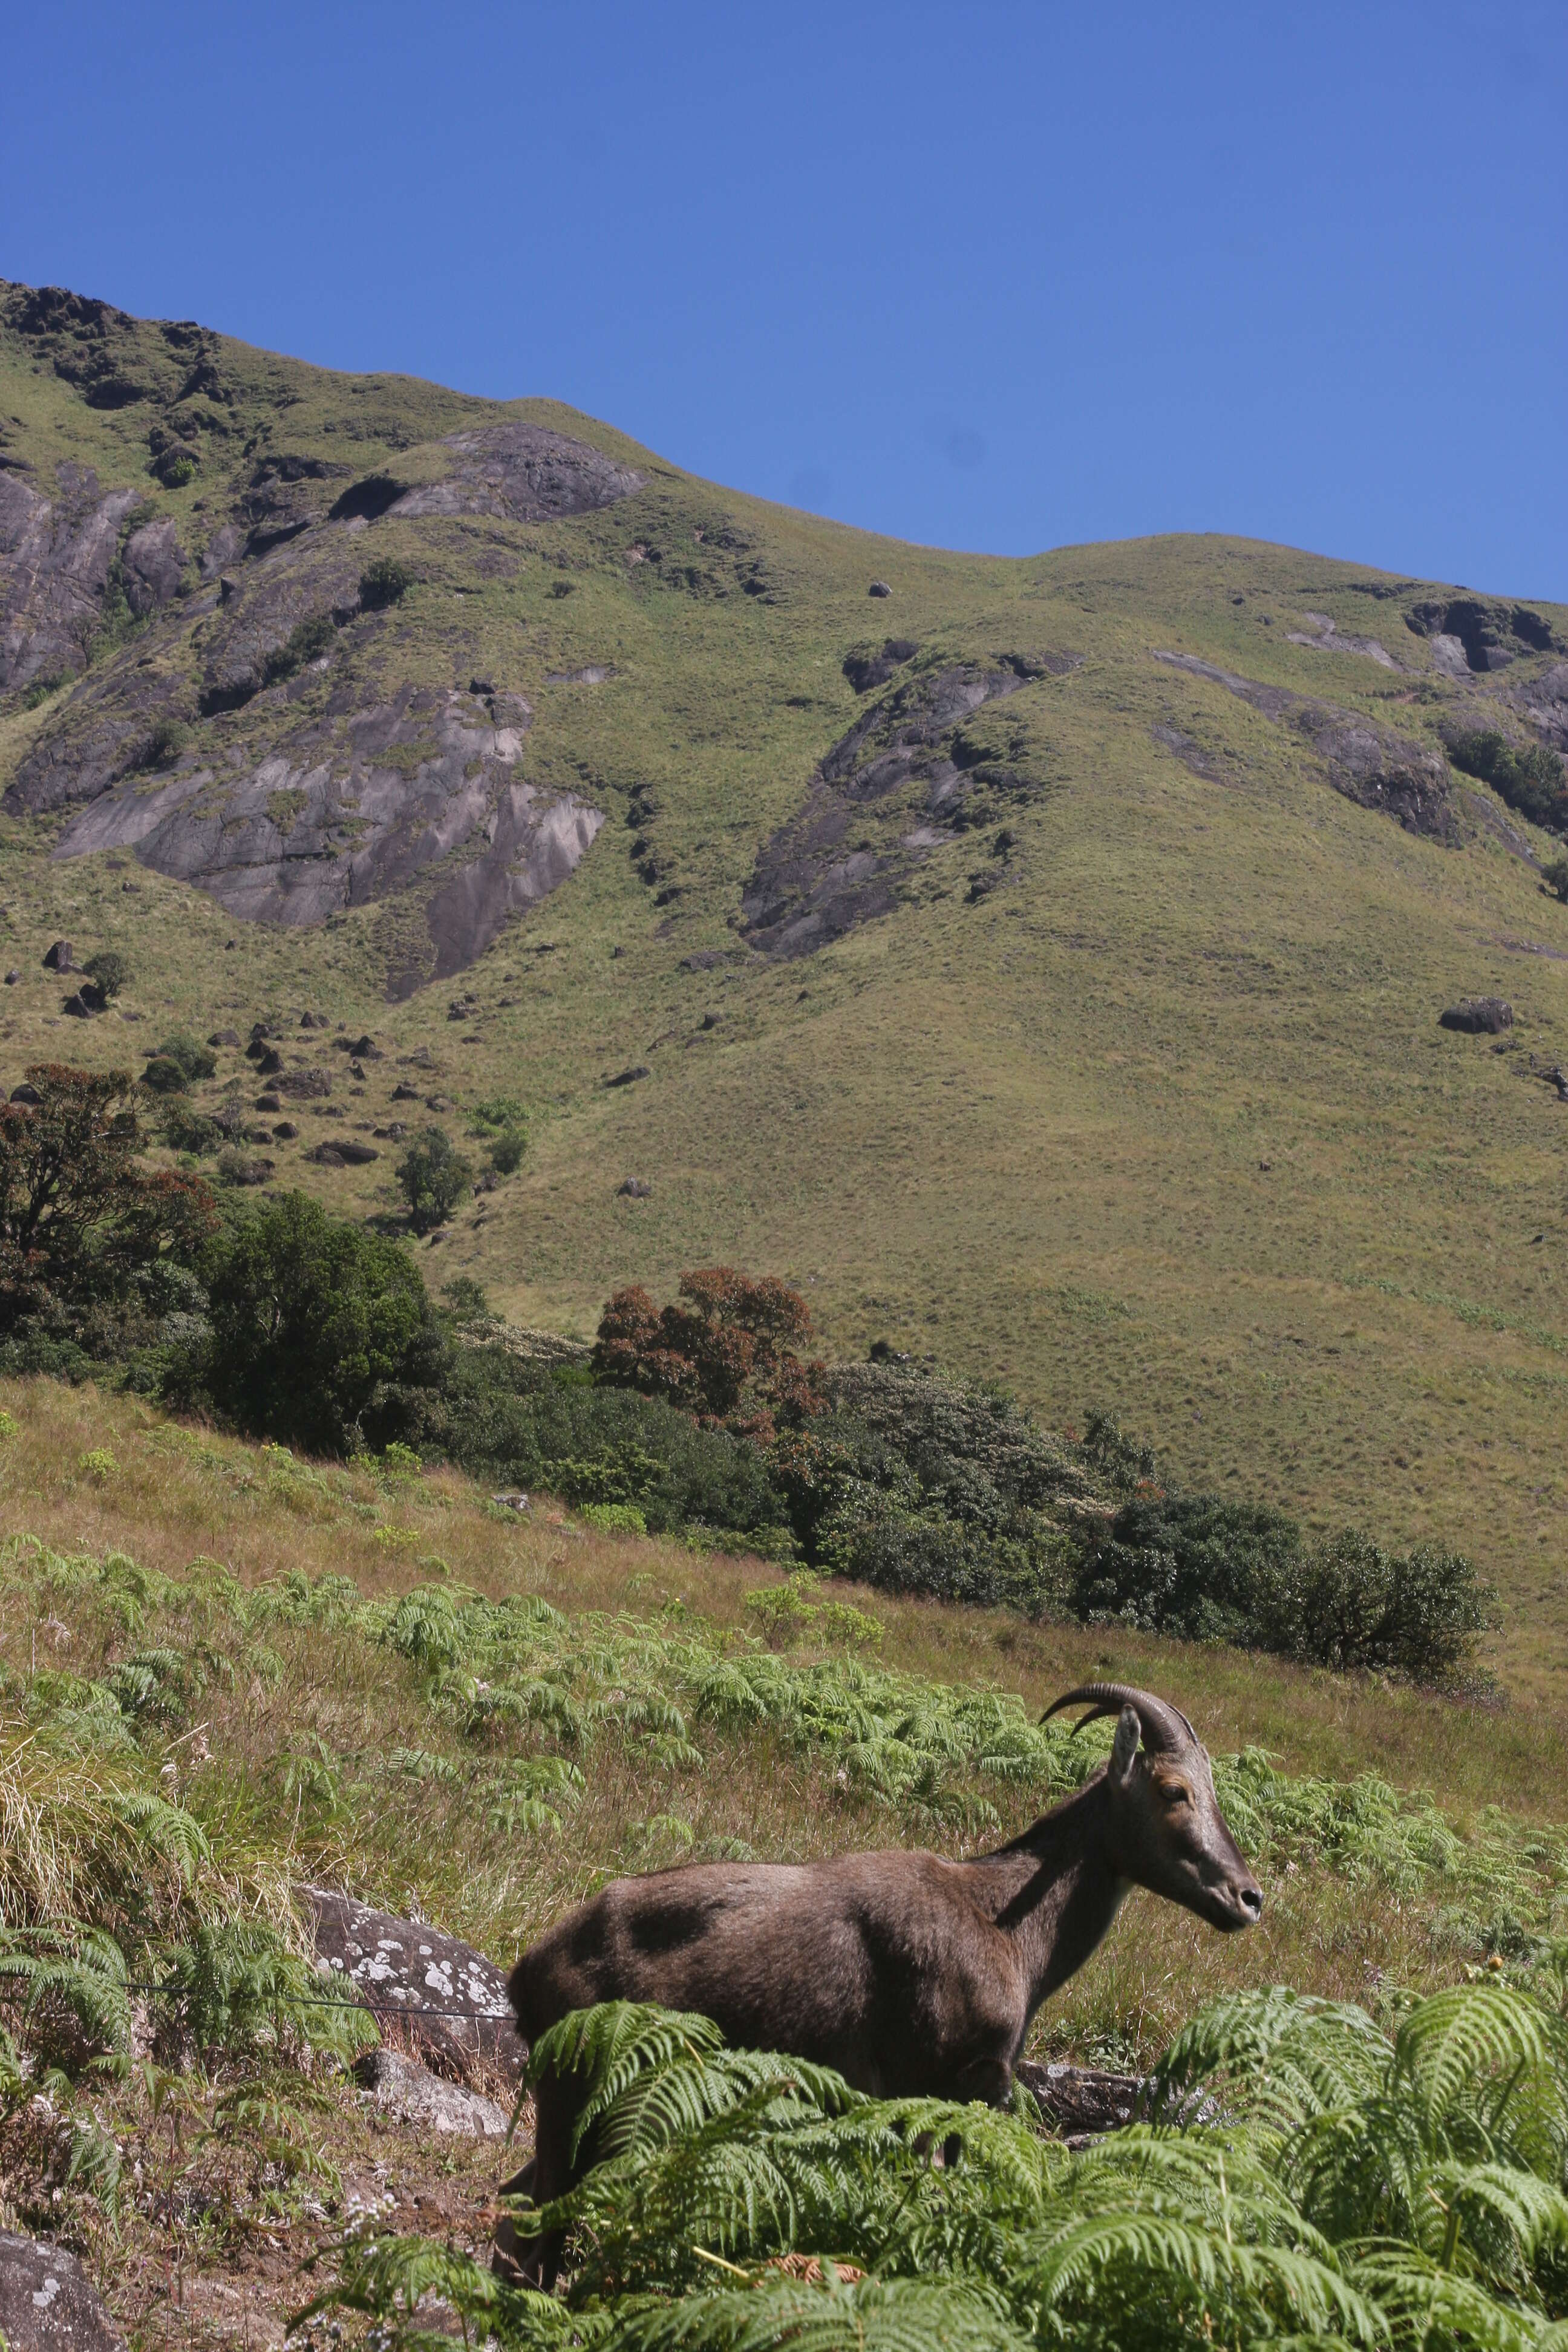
top-left (2, 279), bottom-right (1567, 1697)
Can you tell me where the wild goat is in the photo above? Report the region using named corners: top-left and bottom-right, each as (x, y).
top-left (499, 1682), bottom-right (1260, 2278)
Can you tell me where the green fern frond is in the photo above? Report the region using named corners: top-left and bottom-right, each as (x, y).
top-left (597, 2272), bottom-right (1029, 2352)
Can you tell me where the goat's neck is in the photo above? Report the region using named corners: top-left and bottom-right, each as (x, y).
top-left (967, 1774), bottom-right (1127, 2011)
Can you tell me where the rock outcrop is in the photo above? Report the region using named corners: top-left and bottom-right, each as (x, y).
top-left (0, 2233), bottom-right (124, 2352)
top-left (302, 1884), bottom-right (523, 2084)
top-left (1154, 651), bottom-right (1458, 841)
top-left (742, 656), bottom-right (1076, 958)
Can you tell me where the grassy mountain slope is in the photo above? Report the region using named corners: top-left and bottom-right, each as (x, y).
top-left (2, 282), bottom-right (1567, 1696)
top-left (4, 1383), bottom-right (1567, 2347)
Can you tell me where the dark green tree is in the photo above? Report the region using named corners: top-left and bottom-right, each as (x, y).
top-left (396, 1126), bottom-right (472, 1233)
top-left (194, 1191), bottom-right (442, 1453)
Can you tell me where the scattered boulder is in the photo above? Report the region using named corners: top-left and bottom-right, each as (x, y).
top-left (699, 1010), bottom-right (724, 1030)
top-left (41, 939), bottom-right (72, 971)
top-left (491, 1492), bottom-right (531, 1513)
top-left (272, 1120), bottom-right (298, 1140)
top-left (62, 991), bottom-right (93, 1018)
top-left (207, 1028), bottom-right (241, 1048)
top-left (333, 1139), bottom-right (380, 1166)
top-left (4, 970), bottom-right (18, 984)
top-left (299, 1010), bottom-right (327, 1028)
top-left (604, 1065), bottom-right (649, 1088)
top-left (276, 1067), bottom-right (332, 1099)
top-left (255, 1045), bottom-right (284, 1076)
top-left (391, 1082), bottom-right (420, 1101)
top-left (1016, 2060), bottom-right (1145, 2145)
top-left (0, 2232), bottom-right (125, 2352)
top-left (255, 1092), bottom-right (283, 1112)
top-left (867, 580), bottom-right (892, 598)
top-left (618, 1178), bottom-right (652, 1197)
top-left (311, 1143), bottom-right (346, 1166)
top-left (353, 2047), bottom-right (509, 2137)
top-left (1440, 998), bottom-right (1513, 1034)
top-left (9, 1082), bottom-right (42, 1105)
top-left (302, 1885), bottom-right (522, 2083)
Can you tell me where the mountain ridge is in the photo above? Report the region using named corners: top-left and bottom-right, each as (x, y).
top-left (3, 277), bottom-right (1568, 1689)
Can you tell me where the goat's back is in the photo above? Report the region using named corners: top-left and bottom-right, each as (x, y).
top-left (509, 1849), bottom-right (1024, 2096)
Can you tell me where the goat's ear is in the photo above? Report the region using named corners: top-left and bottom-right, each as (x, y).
top-left (1110, 1704), bottom-right (1140, 1786)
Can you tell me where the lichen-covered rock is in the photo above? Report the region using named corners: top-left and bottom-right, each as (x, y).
top-left (302, 1885), bottom-right (523, 2083)
top-left (0, 2232), bottom-right (124, 2352)
top-left (353, 2047), bottom-right (511, 2135)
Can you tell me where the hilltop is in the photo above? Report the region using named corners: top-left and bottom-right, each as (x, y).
top-left (2, 278), bottom-right (1567, 1693)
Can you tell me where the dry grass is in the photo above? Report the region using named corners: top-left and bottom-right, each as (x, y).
top-left (3, 1376), bottom-right (1566, 2077)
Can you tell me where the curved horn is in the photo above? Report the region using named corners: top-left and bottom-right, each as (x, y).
top-left (1040, 1682), bottom-right (1196, 1753)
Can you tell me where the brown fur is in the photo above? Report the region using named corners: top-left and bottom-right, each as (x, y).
top-left (498, 1685), bottom-right (1260, 2282)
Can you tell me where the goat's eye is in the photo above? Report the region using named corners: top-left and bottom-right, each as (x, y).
top-left (1163, 1784), bottom-right (1190, 1808)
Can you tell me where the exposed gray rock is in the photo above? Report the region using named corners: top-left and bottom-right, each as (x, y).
top-left (1017, 2060), bottom-right (1144, 2143)
top-left (867, 580), bottom-right (892, 597)
top-left (388, 422), bottom-right (644, 524)
top-left (120, 516), bottom-right (185, 616)
top-left (1512, 661), bottom-right (1568, 753)
top-left (1285, 611), bottom-right (1397, 669)
top-left (42, 939), bottom-right (73, 970)
top-left (742, 659), bottom-right (1071, 959)
top-left (0, 466), bottom-right (140, 691)
top-left (41, 675), bottom-right (601, 999)
top-left (0, 2232), bottom-right (124, 2352)
top-left (618, 1177), bottom-right (652, 1196)
top-left (1440, 997), bottom-right (1513, 1034)
top-left (1153, 651), bottom-right (1457, 841)
top-left (353, 2047), bottom-right (510, 2136)
top-left (302, 1884), bottom-right (522, 2083)
top-left (604, 1064), bottom-right (649, 1087)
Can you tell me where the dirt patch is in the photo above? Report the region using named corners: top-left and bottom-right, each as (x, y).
top-left (1152, 650), bottom-right (1457, 841)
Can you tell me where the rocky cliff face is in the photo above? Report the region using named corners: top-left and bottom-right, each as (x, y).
top-left (0, 283), bottom-right (643, 990)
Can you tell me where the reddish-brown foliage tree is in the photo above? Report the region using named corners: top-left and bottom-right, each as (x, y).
top-left (0, 1065), bottom-right (217, 1330)
top-left (592, 1267), bottom-right (826, 1440)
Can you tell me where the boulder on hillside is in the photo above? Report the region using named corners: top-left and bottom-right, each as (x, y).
top-left (302, 1885), bottom-right (522, 2084)
top-left (353, 2047), bottom-right (510, 2136)
top-left (0, 2232), bottom-right (124, 2352)
top-left (1440, 998), bottom-right (1514, 1034)
top-left (42, 939), bottom-right (72, 971)
top-left (1016, 2060), bottom-right (1143, 2143)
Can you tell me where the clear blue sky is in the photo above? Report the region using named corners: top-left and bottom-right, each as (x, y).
top-left (5, 1), bottom-right (1565, 597)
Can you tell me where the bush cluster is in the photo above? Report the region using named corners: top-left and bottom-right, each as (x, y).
top-left (0, 1068), bottom-right (1496, 1690)
top-left (1447, 726), bottom-right (1568, 834)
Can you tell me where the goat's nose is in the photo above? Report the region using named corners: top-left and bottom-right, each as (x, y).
top-left (1237, 1884), bottom-right (1263, 1922)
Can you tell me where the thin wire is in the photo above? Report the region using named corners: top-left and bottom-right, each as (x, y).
top-left (0, 1978), bottom-right (515, 2022)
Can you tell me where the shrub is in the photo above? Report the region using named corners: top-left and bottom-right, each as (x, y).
top-left (395, 1126), bottom-right (472, 1233)
top-left (0, 1065), bottom-right (215, 1336)
top-left (140, 1055), bottom-right (187, 1094)
top-left (359, 557), bottom-right (413, 610)
top-left (487, 1127), bottom-right (526, 1175)
top-left (152, 1032), bottom-right (217, 1083)
top-left (1073, 1492), bottom-right (1494, 1687)
top-left (186, 1191), bottom-right (444, 1454)
top-left (1448, 727), bottom-right (1568, 833)
top-left (1543, 854), bottom-right (1568, 904)
top-left (578, 1500), bottom-right (648, 1535)
top-left (1263, 1528), bottom-right (1495, 1685)
top-left (261, 613), bottom-right (335, 690)
top-left (1072, 1494), bottom-right (1306, 1647)
top-left (137, 717), bottom-right (188, 772)
top-left (82, 950), bottom-right (129, 1001)
top-left (151, 448), bottom-right (196, 488)
top-left (159, 1100), bottom-right (222, 1155)
top-left (593, 1268), bottom-right (826, 1437)
top-left (408, 1348), bottom-right (786, 1534)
